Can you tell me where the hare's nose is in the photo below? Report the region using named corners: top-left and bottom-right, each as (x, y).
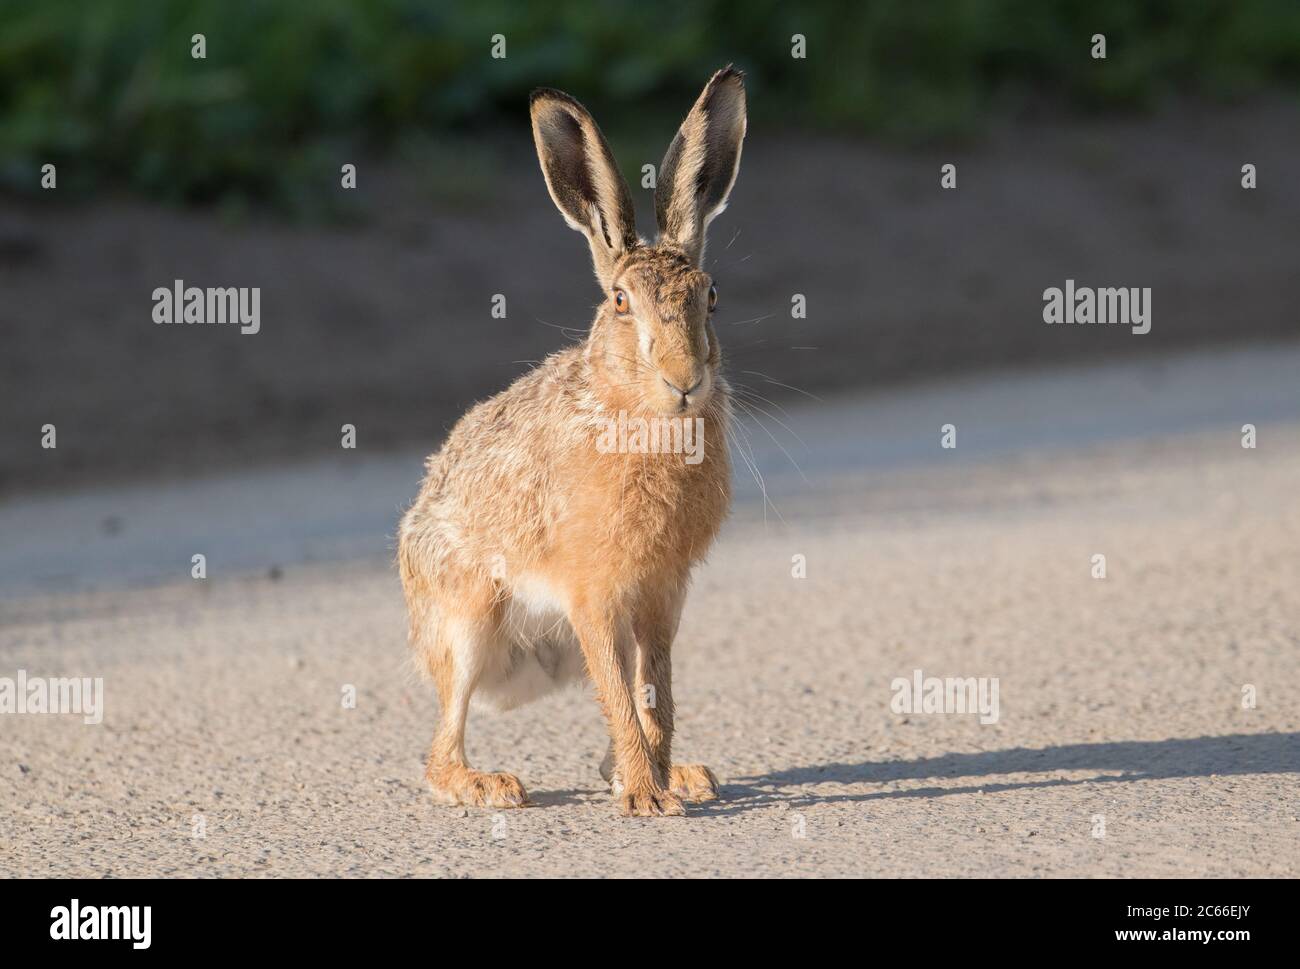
top-left (662, 375), bottom-right (703, 399)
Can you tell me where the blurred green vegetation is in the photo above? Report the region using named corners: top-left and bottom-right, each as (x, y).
top-left (2, 0), bottom-right (1297, 215)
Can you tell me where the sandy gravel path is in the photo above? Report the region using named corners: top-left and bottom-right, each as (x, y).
top-left (2, 345), bottom-right (1297, 877)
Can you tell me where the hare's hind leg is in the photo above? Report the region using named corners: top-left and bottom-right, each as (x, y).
top-left (421, 607), bottom-right (529, 809)
top-left (598, 742), bottom-right (620, 792)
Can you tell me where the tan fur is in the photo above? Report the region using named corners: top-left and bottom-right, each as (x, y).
top-left (398, 69), bottom-right (746, 817)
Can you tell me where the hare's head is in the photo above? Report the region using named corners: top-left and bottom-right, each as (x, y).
top-left (530, 67), bottom-right (746, 416)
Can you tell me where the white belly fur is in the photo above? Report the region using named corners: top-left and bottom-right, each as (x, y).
top-left (472, 572), bottom-right (585, 712)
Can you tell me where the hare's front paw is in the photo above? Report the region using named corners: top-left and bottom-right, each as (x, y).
top-left (428, 767), bottom-right (530, 809)
top-left (668, 763), bottom-right (720, 802)
top-left (619, 786), bottom-right (686, 818)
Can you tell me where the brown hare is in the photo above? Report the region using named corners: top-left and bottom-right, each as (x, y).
top-left (398, 67), bottom-right (746, 817)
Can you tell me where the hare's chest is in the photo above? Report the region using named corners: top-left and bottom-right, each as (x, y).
top-left (614, 457), bottom-right (730, 566)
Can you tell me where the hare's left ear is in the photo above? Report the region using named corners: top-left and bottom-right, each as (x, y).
top-left (530, 89), bottom-right (637, 287)
top-left (655, 66), bottom-right (747, 266)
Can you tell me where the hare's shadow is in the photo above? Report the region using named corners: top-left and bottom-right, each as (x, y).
top-left (692, 731), bottom-right (1300, 817)
top-left (526, 787), bottom-right (596, 809)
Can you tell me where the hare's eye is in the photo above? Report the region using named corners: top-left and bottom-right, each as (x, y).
top-left (707, 285), bottom-right (718, 312)
top-left (613, 289), bottom-right (630, 314)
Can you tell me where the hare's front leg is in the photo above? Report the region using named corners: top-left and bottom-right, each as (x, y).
top-left (571, 601), bottom-right (684, 817)
top-left (631, 590), bottom-right (720, 804)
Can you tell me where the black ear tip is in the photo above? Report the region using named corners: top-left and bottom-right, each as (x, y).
top-left (714, 64), bottom-right (745, 86)
top-left (530, 87), bottom-right (589, 119)
top-left (530, 87), bottom-right (578, 108)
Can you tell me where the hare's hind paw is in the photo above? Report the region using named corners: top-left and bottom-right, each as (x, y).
top-left (428, 767), bottom-right (530, 809)
top-left (669, 764), bottom-right (720, 802)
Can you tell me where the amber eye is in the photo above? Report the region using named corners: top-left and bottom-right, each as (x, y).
top-left (613, 289), bottom-right (630, 314)
top-left (707, 284), bottom-right (718, 312)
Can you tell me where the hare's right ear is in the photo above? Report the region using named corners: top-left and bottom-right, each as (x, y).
top-left (530, 89), bottom-right (637, 287)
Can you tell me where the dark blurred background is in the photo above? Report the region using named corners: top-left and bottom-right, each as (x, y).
top-left (2, 0), bottom-right (1298, 492)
